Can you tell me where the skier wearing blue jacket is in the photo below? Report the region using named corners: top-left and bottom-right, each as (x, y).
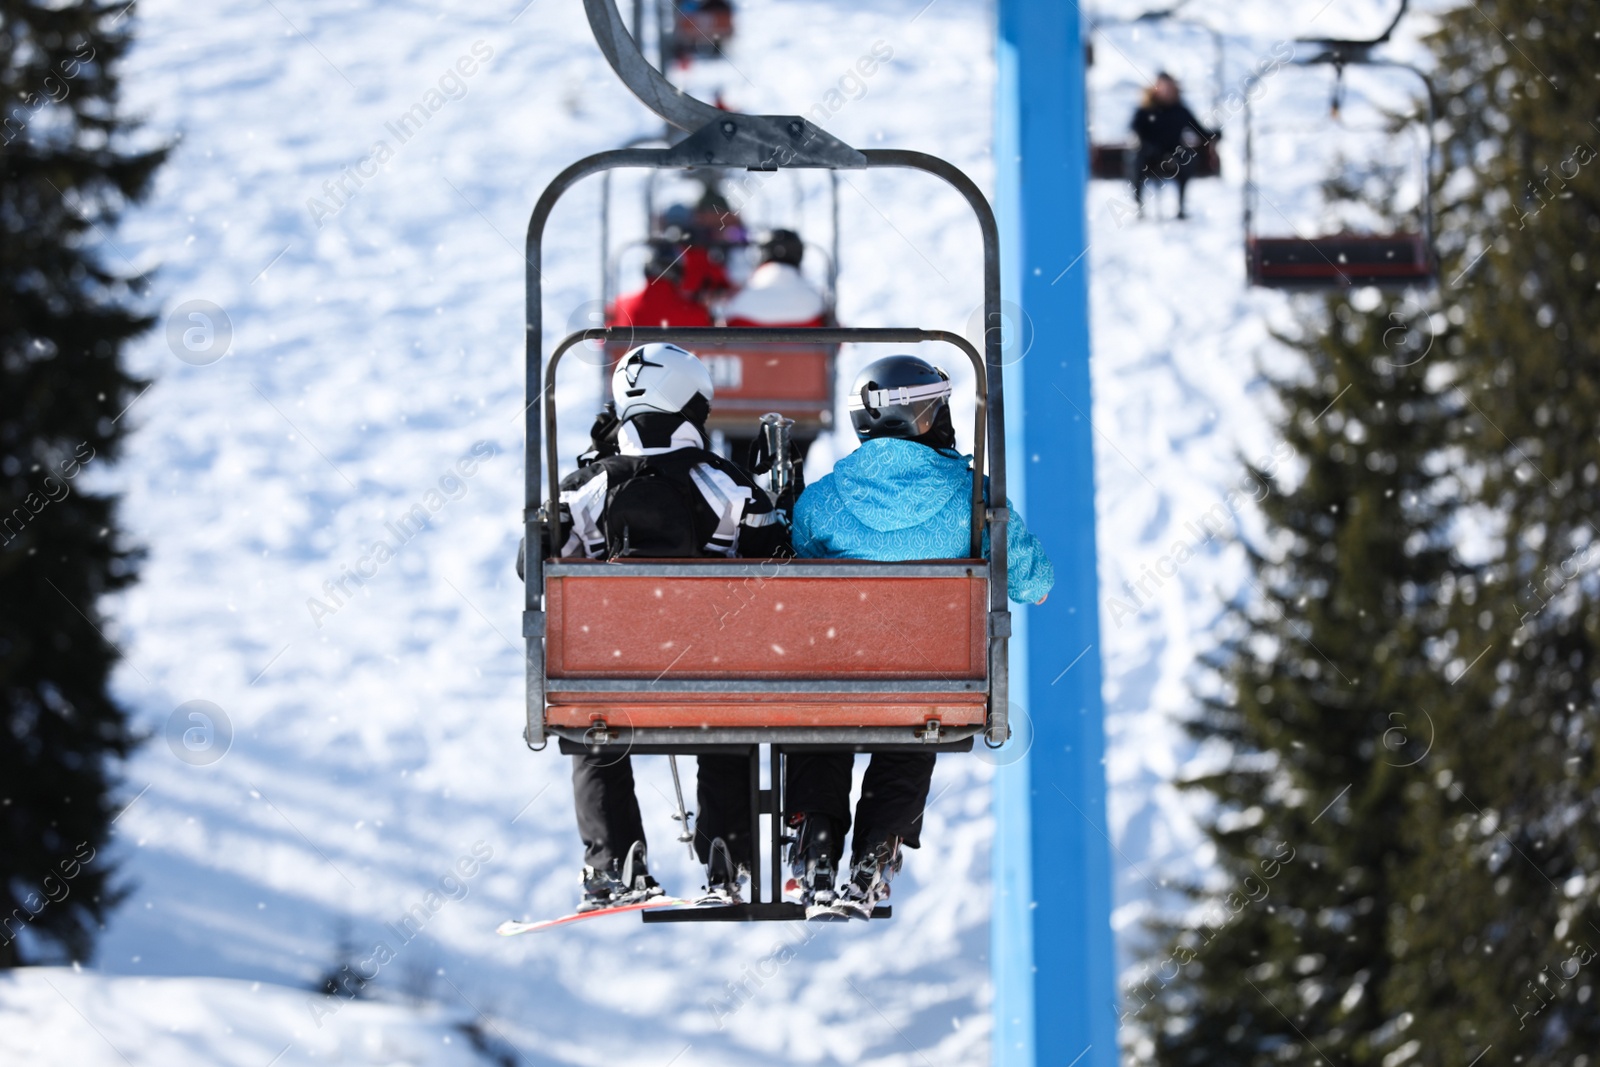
top-left (786, 354), bottom-right (1053, 919)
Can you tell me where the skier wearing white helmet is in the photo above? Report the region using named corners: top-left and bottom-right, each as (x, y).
top-left (528, 343), bottom-right (791, 911)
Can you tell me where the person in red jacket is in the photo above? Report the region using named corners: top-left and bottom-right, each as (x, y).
top-left (659, 202), bottom-right (737, 304)
top-left (607, 242), bottom-right (713, 329)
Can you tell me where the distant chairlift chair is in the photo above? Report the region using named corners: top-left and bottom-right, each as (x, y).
top-left (1243, 13), bottom-right (1439, 289)
top-left (670, 0), bottom-right (734, 62)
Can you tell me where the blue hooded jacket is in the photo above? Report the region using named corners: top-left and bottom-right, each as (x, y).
top-left (791, 438), bottom-right (1055, 604)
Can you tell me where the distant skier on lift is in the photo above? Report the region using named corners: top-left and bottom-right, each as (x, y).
top-left (607, 240), bottom-right (712, 329)
top-left (782, 355), bottom-right (1054, 919)
top-left (1130, 71), bottom-right (1218, 220)
top-left (721, 229), bottom-right (827, 327)
top-left (535, 344), bottom-right (792, 911)
top-left (659, 202), bottom-right (736, 305)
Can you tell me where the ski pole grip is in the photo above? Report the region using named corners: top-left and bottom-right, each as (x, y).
top-left (758, 412), bottom-right (796, 502)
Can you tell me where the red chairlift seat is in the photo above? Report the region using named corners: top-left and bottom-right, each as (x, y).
top-left (534, 326), bottom-right (1001, 753)
top-left (1246, 232), bottom-right (1434, 289)
top-left (531, 326), bottom-right (1004, 922)
top-left (1089, 140), bottom-right (1221, 182)
top-left (596, 321), bottom-right (837, 440)
top-left (695, 339), bottom-right (837, 438)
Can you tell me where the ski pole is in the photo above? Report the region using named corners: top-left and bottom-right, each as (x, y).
top-left (668, 755), bottom-right (695, 858)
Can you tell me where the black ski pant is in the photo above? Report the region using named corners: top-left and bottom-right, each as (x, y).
top-left (783, 751), bottom-right (937, 866)
top-left (1132, 144), bottom-right (1195, 214)
top-left (571, 752), bottom-right (754, 870)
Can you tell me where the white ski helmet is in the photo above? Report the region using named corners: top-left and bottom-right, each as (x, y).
top-left (611, 343), bottom-right (715, 423)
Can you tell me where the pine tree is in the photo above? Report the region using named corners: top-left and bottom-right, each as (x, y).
top-left (1135, 2), bottom-right (1600, 1064)
top-left (0, 1), bottom-right (164, 966)
top-left (1130, 296), bottom-right (1461, 1066)
top-left (1383, 1), bottom-right (1600, 1060)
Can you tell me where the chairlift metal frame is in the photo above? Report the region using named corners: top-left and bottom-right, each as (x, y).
top-left (519, 0), bottom-right (1012, 921)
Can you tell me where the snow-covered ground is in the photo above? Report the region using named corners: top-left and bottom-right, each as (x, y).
top-left (0, 968), bottom-right (499, 1066)
top-left (4, 0), bottom-right (1445, 1062)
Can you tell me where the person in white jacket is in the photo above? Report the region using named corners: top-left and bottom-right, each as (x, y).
top-left (721, 229), bottom-right (828, 327)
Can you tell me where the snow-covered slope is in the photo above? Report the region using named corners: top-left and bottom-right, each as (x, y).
top-left (0, 968), bottom-right (497, 1067)
top-left (12, 2), bottom-right (998, 1064)
top-left (5, 0), bottom-right (1447, 1062)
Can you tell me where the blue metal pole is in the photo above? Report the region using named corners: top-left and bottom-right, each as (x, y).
top-left (992, 3), bottom-right (1118, 1066)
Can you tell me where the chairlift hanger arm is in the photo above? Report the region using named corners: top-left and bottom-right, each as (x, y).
top-left (583, 0), bottom-right (864, 168)
top-left (1087, 0), bottom-right (1193, 26)
top-left (1265, 55), bottom-right (1438, 245)
top-left (1296, 0), bottom-right (1409, 63)
top-left (584, 0), bottom-right (723, 132)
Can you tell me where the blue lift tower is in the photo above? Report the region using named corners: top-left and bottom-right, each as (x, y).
top-left (993, 3), bottom-right (1119, 1066)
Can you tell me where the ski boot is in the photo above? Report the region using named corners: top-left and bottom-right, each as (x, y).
top-left (577, 841), bottom-right (664, 913)
top-left (697, 837), bottom-right (747, 906)
top-left (835, 837), bottom-right (902, 920)
top-left (785, 813), bottom-right (844, 920)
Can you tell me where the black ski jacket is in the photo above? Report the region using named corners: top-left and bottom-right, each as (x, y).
top-left (517, 415), bottom-right (790, 575)
top-left (553, 447), bottom-right (789, 559)
top-left (1131, 102), bottom-right (1215, 154)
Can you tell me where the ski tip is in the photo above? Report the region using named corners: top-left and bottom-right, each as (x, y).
top-left (497, 896), bottom-right (691, 937)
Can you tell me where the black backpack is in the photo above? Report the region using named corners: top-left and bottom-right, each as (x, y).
top-left (602, 451), bottom-right (716, 558)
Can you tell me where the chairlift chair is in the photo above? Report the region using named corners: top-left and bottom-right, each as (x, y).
top-left (1086, 10), bottom-right (1224, 182)
top-left (1243, 3), bottom-right (1439, 289)
top-left (521, 0), bottom-right (1015, 922)
top-left (668, 0), bottom-right (734, 63)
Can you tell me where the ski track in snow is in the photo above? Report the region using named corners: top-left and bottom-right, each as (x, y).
top-left (5, 0), bottom-right (1443, 1062)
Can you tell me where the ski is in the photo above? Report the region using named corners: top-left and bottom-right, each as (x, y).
top-left (496, 896), bottom-right (689, 935)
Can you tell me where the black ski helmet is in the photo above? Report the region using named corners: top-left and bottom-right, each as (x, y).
top-left (759, 229), bottom-right (804, 268)
top-left (643, 239), bottom-right (683, 282)
top-left (848, 355), bottom-right (952, 441)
